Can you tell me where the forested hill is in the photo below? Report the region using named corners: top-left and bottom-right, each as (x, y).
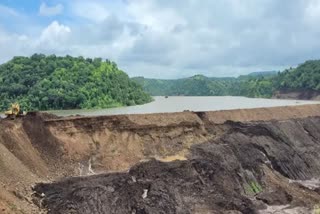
top-left (132, 60), bottom-right (320, 98)
top-left (275, 60), bottom-right (320, 91)
top-left (132, 74), bottom-right (274, 97)
top-left (0, 54), bottom-right (152, 111)
top-left (132, 75), bottom-right (240, 96)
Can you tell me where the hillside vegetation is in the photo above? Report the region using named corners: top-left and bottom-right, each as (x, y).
top-left (132, 75), bottom-right (239, 96)
top-left (132, 74), bottom-right (275, 97)
top-left (133, 60), bottom-right (320, 98)
top-left (274, 60), bottom-right (320, 91)
top-left (0, 54), bottom-right (152, 111)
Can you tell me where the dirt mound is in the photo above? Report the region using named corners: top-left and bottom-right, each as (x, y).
top-left (34, 117), bottom-right (320, 214)
top-left (34, 158), bottom-right (255, 214)
top-left (201, 104), bottom-right (320, 124)
top-left (0, 109), bottom-right (211, 213)
top-left (0, 104), bottom-right (320, 213)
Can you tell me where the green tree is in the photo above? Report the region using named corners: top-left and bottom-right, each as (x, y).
top-left (0, 54), bottom-right (152, 111)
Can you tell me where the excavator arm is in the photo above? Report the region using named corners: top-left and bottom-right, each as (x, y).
top-left (4, 103), bottom-right (25, 119)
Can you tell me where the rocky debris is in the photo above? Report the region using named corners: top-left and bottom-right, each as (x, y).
top-left (1, 105), bottom-right (320, 213)
top-left (222, 118), bottom-right (320, 180)
top-left (33, 158), bottom-right (256, 214)
top-left (33, 117), bottom-right (320, 213)
top-left (289, 178), bottom-right (320, 190)
top-left (256, 189), bottom-right (293, 205)
top-left (258, 205), bottom-right (312, 214)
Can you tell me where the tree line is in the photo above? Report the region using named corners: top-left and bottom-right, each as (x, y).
top-left (132, 60), bottom-right (320, 98)
top-left (0, 54), bottom-right (152, 111)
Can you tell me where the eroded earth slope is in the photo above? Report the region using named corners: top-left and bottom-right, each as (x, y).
top-left (0, 104), bottom-right (320, 213)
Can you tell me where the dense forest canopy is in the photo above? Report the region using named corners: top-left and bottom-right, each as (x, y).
top-left (132, 75), bottom-right (240, 96)
top-left (132, 60), bottom-right (320, 98)
top-left (274, 60), bottom-right (320, 91)
top-left (0, 54), bottom-right (152, 111)
top-left (132, 74), bottom-right (276, 97)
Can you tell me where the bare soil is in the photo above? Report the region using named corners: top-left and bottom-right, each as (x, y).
top-left (0, 104), bottom-right (319, 213)
top-left (273, 89), bottom-right (320, 101)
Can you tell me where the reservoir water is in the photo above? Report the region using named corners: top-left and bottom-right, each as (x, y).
top-left (48, 96), bottom-right (320, 117)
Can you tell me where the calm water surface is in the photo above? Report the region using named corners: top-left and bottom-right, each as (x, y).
top-left (48, 96), bottom-right (320, 117)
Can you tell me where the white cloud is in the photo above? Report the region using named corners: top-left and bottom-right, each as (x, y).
top-left (126, 0), bottom-right (186, 33)
top-left (38, 21), bottom-right (71, 50)
top-left (0, 21), bottom-right (72, 63)
top-left (2, 0), bottom-right (320, 78)
top-left (0, 4), bottom-right (19, 17)
top-left (71, 1), bottom-right (109, 22)
top-left (304, 0), bottom-right (320, 29)
top-left (39, 2), bottom-right (64, 16)
top-left (0, 28), bottom-right (32, 62)
top-left (40, 21), bottom-right (71, 40)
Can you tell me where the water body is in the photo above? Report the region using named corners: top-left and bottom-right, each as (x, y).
top-left (48, 96), bottom-right (320, 117)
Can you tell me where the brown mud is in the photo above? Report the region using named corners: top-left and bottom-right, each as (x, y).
top-left (0, 104), bottom-right (320, 213)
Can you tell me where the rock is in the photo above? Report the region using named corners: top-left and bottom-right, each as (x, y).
top-left (256, 189), bottom-right (293, 205)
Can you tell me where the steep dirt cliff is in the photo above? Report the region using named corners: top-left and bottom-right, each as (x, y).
top-left (34, 116), bottom-right (320, 214)
top-left (273, 89), bottom-right (320, 101)
top-left (0, 104), bottom-right (320, 213)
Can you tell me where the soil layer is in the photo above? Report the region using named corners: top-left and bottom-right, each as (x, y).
top-left (0, 104), bottom-right (319, 213)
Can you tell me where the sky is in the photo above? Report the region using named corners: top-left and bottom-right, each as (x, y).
top-left (1, 0), bottom-right (320, 78)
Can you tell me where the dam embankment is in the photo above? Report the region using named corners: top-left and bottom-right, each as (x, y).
top-left (0, 104), bottom-right (320, 213)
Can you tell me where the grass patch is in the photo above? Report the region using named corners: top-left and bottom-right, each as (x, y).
top-left (245, 181), bottom-right (263, 195)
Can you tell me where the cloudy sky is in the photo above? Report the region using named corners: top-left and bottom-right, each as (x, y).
top-left (1, 0), bottom-right (320, 78)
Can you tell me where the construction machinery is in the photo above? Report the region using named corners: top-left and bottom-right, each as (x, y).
top-left (4, 103), bottom-right (26, 119)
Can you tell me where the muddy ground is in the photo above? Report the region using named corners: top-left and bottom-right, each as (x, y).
top-left (0, 104), bottom-right (320, 213)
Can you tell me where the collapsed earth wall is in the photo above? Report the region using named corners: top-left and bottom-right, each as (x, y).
top-left (0, 104), bottom-right (319, 213)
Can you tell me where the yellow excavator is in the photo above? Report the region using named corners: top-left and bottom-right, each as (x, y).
top-left (4, 103), bottom-right (26, 119)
